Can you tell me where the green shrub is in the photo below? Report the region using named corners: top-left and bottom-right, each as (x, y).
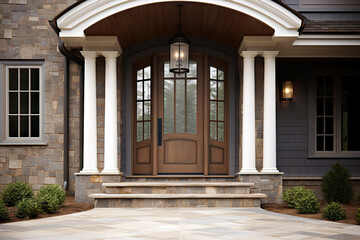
top-left (321, 162), bottom-right (353, 204)
top-left (357, 208), bottom-right (360, 225)
top-left (283, 186), bottom-right (313, 208)
top-left (38, 185), bottom-right (65, 206)
top-left (37, 193), bottom-right (61, 214)
top-left (295, 191), bottom-right (320, 214)
top-left (322, 202), bottom-right (346, 221)
top-left (15, 198), bottom-right (42, 219)
top-left (2, 182), bottom-right (33, 206)
top-left (0, 200), bottom-right (9, 222)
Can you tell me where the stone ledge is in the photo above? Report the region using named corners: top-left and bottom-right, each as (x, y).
top-left (103, 182), bottom-right (254, 187)
top-left (89, 193), bottom-right (267, 199)
top-left (75, 172), bottom-right (123, 176)
top-left (237, 172), bottom-right (284, 175)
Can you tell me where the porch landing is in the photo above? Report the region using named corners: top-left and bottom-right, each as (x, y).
top-left (89, 181), bottom-right (266, 208)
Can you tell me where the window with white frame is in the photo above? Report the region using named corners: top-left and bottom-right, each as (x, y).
top-left (313, 74), bottom-right (360, 156)
top-left (0, 61), bottom-right (44, 144)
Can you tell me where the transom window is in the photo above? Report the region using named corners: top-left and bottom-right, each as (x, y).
top-left (314, 75), bottom-right (360, 155)
top-left (0, 62), bottom-right (44, 144)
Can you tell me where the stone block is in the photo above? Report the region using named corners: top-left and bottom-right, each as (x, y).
top-left (0, 176), bottom-right (12, 185)
top-left (9, 160), bottom-right (22, 169)
top-left (45, 177), bottom-right (56, 185)
top-left (90, 175), bottom-right (101, 183)
top-left (29, 176), bottom-right (38, 184)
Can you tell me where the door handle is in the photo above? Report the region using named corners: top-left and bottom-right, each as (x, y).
top-left (158, 118), bottom-right (162, 146)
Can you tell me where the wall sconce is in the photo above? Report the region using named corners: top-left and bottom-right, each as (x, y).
top-left (281, 80), bottom-right (294, 101)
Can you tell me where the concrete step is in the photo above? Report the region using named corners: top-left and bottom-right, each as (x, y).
top-left (89, 193), bottom-right (267, 208)
top-left (103, 182), bottom-right (253, 194)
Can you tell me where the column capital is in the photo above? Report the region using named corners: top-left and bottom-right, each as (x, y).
top-left (240, 51), bottom-right (258, 58)
top-left (80, 51), bottom-right (98, 59)
top-left (262, 51), bottom-right (279, 59)
top-left (102, 51), bottom-right (120, 59)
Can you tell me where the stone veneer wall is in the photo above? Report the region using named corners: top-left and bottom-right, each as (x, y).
top-left (0, 0), bottom-right (78, 192)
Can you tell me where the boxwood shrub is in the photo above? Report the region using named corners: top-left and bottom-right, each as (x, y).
top-left (36, 184), bottom-right (65, 214)
top-left (0, 199), bottom-right (9, 222)
top-left (322, 202), bottom-right (346, 221)
top-left (357, 208), bottom-right (360, 225)
top-left (295, 191), bottom-right (320, 214)
top-left (38, 185), bottom-right (65, 205)
top-left (2, 181), bottom-right (33, 206)
top-left (16, 198), bottom-right (42, 219)
top-left (283, 186), bottom-right (313, 208)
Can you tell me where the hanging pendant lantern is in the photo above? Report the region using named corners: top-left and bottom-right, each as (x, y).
top-left (169, 5), bottom-right (190, 74)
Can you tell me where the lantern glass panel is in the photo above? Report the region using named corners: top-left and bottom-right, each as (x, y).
top-left (170, 42), bottom-right (189, 73)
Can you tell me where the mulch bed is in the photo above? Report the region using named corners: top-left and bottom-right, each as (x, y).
top-left (1, 196), bottom-right (94, 224)
top-left (262, 200), bottom-right (359, 225)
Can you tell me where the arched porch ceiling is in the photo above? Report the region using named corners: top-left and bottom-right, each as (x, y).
top-left (55, 0), bottom-right (303, 50)
top-left (84, 2), bottom-right (274, 49)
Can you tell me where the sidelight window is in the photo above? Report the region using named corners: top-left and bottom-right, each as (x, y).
top-left (136, 66), bottom-right (151, 142)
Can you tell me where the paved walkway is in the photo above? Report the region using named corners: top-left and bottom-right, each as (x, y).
top-left (1, 208), bottom-right (360, 240)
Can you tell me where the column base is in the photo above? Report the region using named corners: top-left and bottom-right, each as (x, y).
top-left (101, 169), bottom-right (121, 174)
top-left (238, 169), bottom-right (259, 174)
top-left (261, 168), bottom-right (279, 173)
top-left (80, 169), bottom-right (99, 174)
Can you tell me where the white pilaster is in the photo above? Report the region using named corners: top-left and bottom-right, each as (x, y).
top-left (240, 51), bottom-right (258, 173)
top-left (262, 51), bottom-right (279, 173)
top-left (102, 51), bottom-right (120, 174)
top-left (80, 51), bottom-right (99, 173)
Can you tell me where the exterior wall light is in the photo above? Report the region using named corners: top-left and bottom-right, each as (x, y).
top-left (281, 80), bottom-right (294, 101)
top-left (169, 5), bottom-right (190, 74)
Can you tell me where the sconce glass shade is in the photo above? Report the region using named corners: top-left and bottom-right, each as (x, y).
top-left (169, 33), bottom-right (190, 73)
top-left (281, 80), bottom-right (294, 101)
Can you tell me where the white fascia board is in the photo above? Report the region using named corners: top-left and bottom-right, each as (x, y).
top-left (293, 35), bottom-right (360, 46)
top-left (57, 0), bottom-right (303, 42)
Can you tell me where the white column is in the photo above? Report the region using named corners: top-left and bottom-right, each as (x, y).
top-left (80, 51), bottom-right (99, 173)
top-left (102, 51), bottom-right (120, 174)
top-left (240, 51), bottom-right (258, 173)
top-left (262, 51), bottom-right (279, 173)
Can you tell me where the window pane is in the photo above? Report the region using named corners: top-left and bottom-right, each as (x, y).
top-left (164, 80), bottom-right (174, 134)
top-left (9, 68), bottom-right (18, 90)
top-left (210, 80), bottom-right (217, 100)
top-left (137, 102), bottom-right (143, 121)
top-left (186, 80), bottom-right (197, 134)
top-left (187, 62), bottom-right (197, 78)
top-left (137, 122), bottom-right (143, 142)
top-left (218, 102), bottom-right (224, 121)
top-left (325, 136), bottom-right (333, 151)
top-left (164, 63), bottom-right (173, 78)
top-left (144, 121), bottom-right (150, 140)
top-left (316, 117), bottom-right (324, 134)
top-left (316, 77), bottom-right (324, 97)
top-left (9, 116), bottom-right (18, 137)
top-left (210, 67), bottom-right (217, 79)
top-left (210, 101), bottom-right (217, 121)
top-left (20, 68), bottom-right (29, 90)
top-left (137, 81), bottom-right (143, 100)
top-left (144, 80), bottom-right (151, 100)
top-left (325, 77), bottom-right (333, 96)
top-left (218, 81), bottom-right (224, 100)
top-left (341, 77), bottom-right (360, 151)
top-left (20, 92), bottom-right (29, 114)
top-left (31, 92), bottom-right (39, 114)
top-left (31, 116), bottom-right (39, 137)
top-left (144, 66), bottom-right (151, 79)
top-left (218, 122), bottom-right (224, 142)
top-left (325, 98), bottom-right (333, 116)
top-left (175, 79), bottom-right (185, 133)
top-left (316, 136), bottom-right (324, 151)
top-left (316, 97), bottom-right (324, 115)
top-left (31, 68), bottom-right (39, 90)
top-left (210, 122), bottom-right (217, 140)
top-left (20, 116), bottom-right (29, 137)
top-left (218, 69), bottom-right (224, 80)
top-left (325, 117), bottom-right (333, 134)
top-left (137, 69), bottom-right (143, 80)
top-left (144, 101), bottom-right (151, 121)
top-left (9, 92), bottom-right (18, 114)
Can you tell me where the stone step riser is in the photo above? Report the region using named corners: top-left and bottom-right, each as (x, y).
top-left (94, 198), bottom-right (260, 208)
top-left (124, 178), bottom-right (236, 182)
top-left (105, 186), bottom-right (251, 194)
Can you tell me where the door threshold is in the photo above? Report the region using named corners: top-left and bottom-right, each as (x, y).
top-left (126, 175), bottom-right (236, 178)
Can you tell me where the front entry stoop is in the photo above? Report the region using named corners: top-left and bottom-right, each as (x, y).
top-left (89, 182), bottom-right (267, 207)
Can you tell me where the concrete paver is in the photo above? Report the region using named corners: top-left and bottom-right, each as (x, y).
top-left (0, 208), bottom-right (359, 240)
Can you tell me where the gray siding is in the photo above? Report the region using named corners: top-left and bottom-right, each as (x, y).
top-left (276, 59), bottom-right (360, 177)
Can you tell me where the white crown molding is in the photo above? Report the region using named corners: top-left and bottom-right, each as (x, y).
top-left (293, 34), bottom-right (360, 46)
top-left (57, 0), bottom-right (302, 43)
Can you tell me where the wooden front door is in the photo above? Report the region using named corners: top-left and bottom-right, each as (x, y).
top-left (133, 53), bottom-right (228, 175)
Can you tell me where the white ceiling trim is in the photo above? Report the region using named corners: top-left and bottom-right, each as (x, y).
top-left (56, 0), bottom-right (302, 40)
